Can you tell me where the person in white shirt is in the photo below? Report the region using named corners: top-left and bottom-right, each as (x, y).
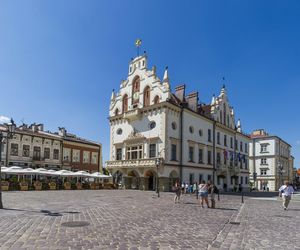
top-left (279, 181), bottom-right (294, 210)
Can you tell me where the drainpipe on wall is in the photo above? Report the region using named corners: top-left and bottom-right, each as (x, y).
top-left (179, 105), bottom-right (183, 181)
top-left (212, 121), bottom-right (216, 185)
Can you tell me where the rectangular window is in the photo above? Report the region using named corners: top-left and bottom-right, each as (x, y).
top-left (126, 145), bottom-right (143, 160)
top-left (189, 173), bottom-right (194, 184)
top-left (261, 144), bottom-right (268, 153)
top-left (207, 175), bottom-right (212, 181)
top-left (22, 145), bottom-right (30, 157)
top-left (230, 137), bottom-right (233, 148)
top-left (261, 158), bottom-right (267, 165)
top-left (198, 148), bottom-right (203, 164)
top-left (240, 142), bottom-right (243, 152)
top-left (44, 148), bottom-right (50, 159)
top-left (83, 151), bottom-right (90, 163)
top-left (91, 152), bottom-right (98, 164)
top-left (207, 150), bottom-right (212, 165)
top-left (235, 139), bottom-right (238, 150)
top-left (149, 144), bottom-right (156, 158)
top-left (208, 129), bottom-right (211, 142)
top-left (116, 148), bottom-right (122, 160)
top-left (10, 143), bottom-right (18, 156)
top-left (53, 149), bottom-right (59, 160)
top-left (260, 169), bottom-right (267, 175)
top-left (199, 174), bottom-right (203, 183)
top-left (224, 135), bottom-right (227, 146)
top-left (245, 177), bottom-right (248, 184)
top-left (72, 149), bottom-right (80, 162)
top-left (245, 157), bottom-right (248, 169)
top-left (33, 146), bottom-right (41, 160)
top-left (240, 176), bottom-right (244, 185)
top-left (245, 143), bottom-right (248, 153)
top-left (217, 152), bottom-right (221, 164)
top-left (171, 144), bottom-right (177, 161)
top-left (217, 132), bottom-right (220, 145)
top-left (189, 146), bottom-right (194, 162)
top-left (217, 176), bottom-right (220, 185)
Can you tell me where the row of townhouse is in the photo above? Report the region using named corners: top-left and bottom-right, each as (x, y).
top-left (0, 123), bottom-right (102, 173)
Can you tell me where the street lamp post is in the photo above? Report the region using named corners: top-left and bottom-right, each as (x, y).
top-left (0, 119), bottom-right (16, 209)
top-left (155, 158), bottom-right (160, 198)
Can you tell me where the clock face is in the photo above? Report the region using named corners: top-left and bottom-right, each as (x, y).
top-left (133, 92), bottom-right (139, 100)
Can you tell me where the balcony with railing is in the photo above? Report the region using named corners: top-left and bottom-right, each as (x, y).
top-left (106, 158), bottom-right (163, 169)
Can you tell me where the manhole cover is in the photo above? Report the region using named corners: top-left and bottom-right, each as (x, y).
top-left (229, 222), bottom-right (241, 225)
top-left (61, 221), bottom-right (90, 227)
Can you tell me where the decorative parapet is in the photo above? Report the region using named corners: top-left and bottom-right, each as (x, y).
top-left (123, 108), bottom-right (141, 121)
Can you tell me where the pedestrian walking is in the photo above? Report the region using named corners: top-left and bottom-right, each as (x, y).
top-left (198, 180), bottom-right (210, 208)
top-left (174, 181), bottom-right (181, 204)
top-left (279, 181), bottom-right (294, 210)
top-left (208, 182), bottom-right (218, 209)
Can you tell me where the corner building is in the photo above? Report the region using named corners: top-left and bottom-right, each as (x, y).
top-left (107, 54), bottom-right (250, 192)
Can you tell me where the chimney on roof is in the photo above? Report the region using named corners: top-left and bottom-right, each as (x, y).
top-left (37, 124), bottom-right (44, 131)
top-left (252, 129), bottom-right (268, 136)
top-left (58, 127), bottom-right (66, 136)
top-left (175, 84), bottom-right (185, 102)
top-left (29, 123), bottom-right (37, 132)
top-left (186, 92), bottom-right (199, 112)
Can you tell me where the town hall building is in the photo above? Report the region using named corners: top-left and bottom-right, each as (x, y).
top-left (106, 53), bottom-right (250, 192)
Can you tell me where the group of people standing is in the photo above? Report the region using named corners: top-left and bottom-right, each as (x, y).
top-left (173, 180), bottom-right (218, 208)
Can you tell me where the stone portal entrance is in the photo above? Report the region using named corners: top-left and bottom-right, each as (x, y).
top-left (145, 170), bottom-right (155, 191)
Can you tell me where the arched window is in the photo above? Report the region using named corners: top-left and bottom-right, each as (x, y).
top-left (143, 86), bottom-right (150, 107)
top-left (132, 76), bottom-right (140, 105)
top-left (115, 108), bottom-right (119, 116)
top-left (153, 95), bottom-right (160, 104)
top-left (122, 94), bottom-right (128, 113)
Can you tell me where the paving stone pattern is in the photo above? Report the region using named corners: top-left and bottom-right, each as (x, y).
top-left (209, 195), bottom-right (300, 250)
top-left (1, 191), bottom-right (299, 249)
top-left (0, 190), bottom-right (241, 250)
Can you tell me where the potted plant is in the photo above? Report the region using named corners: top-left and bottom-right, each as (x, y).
top-left (64, 182), bottom-right (71, 190)
top-left (19, 181), bottom-right (29, 191)
top-left (76, 182), bottom-right (82, 190)
top-left (34, 181), bottom-right (42, 191)
top-left (1, 181), bottom-right (9, 191)
top-left (49, 181), bottom-right (57, 190)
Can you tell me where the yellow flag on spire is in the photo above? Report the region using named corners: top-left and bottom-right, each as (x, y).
top-left (135, 39), bottom-right (142, 47)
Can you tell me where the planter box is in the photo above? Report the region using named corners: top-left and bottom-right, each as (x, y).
top-left (34, 181), bottom-right (42, 191)
top-left (49, 182), bottom-right (57, 190)
top-left (20, 182), bottom-right (28, 191)
top-left (90, 183), bottom-right (100, 190)
top-left (64, 182), bottom-right (71, 190)
top-left (1, 181), bottom-right (9, 191)
top-left (76, 183), bottom-right (82, 190)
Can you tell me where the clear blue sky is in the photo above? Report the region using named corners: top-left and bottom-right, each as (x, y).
top-left (0, 0), bottom-right (299, 168)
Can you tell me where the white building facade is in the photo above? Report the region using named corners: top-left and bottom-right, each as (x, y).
top-left (249, 129), bottom-right (293, 191)
top-left (106, 54), bottom-right (250, 192)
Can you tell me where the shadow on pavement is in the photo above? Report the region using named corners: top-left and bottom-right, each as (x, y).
top-left (2, 208), bottom-right (79, 217)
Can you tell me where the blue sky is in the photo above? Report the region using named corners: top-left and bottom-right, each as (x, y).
top-left (0, 0), bottom-right (299, 167)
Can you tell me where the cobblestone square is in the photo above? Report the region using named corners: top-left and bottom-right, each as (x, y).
top-left (0, 190), bottom-right (299, 250)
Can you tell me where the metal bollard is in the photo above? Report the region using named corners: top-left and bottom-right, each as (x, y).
top-left (241, 192), bottom-right (244, 203)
